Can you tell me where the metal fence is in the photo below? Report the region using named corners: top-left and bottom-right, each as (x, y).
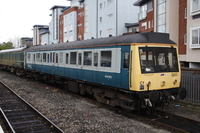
top-left (181, 68), bottom-right (200, 104)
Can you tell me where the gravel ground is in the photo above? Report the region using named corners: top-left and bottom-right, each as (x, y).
top-left (0, 70), bottom-right (200, 133)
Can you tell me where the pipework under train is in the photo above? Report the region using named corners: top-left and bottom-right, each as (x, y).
top-left (0, 32), bottom-right (186, 113)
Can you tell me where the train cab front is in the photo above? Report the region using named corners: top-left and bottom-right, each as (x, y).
top-left (130, 45), bottom-right (187, 111)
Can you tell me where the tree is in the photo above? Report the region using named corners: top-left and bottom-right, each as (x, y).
top-left (0, 42), bottom-right (13, 50)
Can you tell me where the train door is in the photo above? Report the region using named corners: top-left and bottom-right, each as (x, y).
top-left (52, 52), bottom-right (59, 75)
top-left (121, 46), bottom-right (130, 90)
top-left (77, 52), bottom-right (83, 79)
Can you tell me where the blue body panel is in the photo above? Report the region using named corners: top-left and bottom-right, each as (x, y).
top-left (26, 45), bottom-right (130, 90)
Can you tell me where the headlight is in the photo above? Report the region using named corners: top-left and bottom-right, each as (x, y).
top-left (140, 81), bottom-right (144, 90)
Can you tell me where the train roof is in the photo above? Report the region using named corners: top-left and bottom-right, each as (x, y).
top-left (0, 47), bottom-right (26, 53)
top-left (26, 32), bottom-right (176, 51)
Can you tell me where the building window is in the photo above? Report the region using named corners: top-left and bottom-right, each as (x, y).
top-left (138, 4), bottom-right (147, 21)
top-left (148, 21), bottom-right (151, 29)
top-left (184, 34), bottom-right (187, 45)
top-left (185, 8), bottom-right (187, 19)
top-left (190, 26), bottom-right (200, 48)
top-left (100, 31), bottom-right (102, 36)
top-left (191, 0), bottom-right (200, 15)
top-left (192, 0), bottom-right (200, 12)
top-left (192, 29), bottom-right (199, 44)
top-left (100, 3), bottom-right (102, 9)
top-left (141, 22), bottom-right (147, 29)
top-left (147, 0), bottom-right (153, 12)
top-left (100, 17), bottom-right (102, 22)
top-left (107, 13), bottom-right (113, 18)
top-left (156, 0), bottom-right (166, 33)
top-left (107, 28), bottom-right (113, 34)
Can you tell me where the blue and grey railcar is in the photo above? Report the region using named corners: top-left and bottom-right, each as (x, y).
top-left (25, 32), bottom-right (186, 111)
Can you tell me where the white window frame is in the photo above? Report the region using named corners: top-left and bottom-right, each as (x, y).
top-left (191, 0), bottom-right (200, 16)
top-left (185, 8), bottom-right (187, 19)
top-left (184, 34), bottom-right (187, 45)
top-left (190, 26), bottom-right (200, 48)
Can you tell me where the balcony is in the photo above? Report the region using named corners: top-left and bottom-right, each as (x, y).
top-left (138, 10), bottom-right (147, 21)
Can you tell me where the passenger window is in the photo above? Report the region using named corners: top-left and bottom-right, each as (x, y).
top-left (43, 53), bottom-right (46, 62)
top-left (56, 53), bottom-right (58, 63)
top-left (70, 52), bottom-right (77, 65)
top-left (66, 53), bottom-right (69, 64)
top-left (27, 53), bottom-right (31, 62)
top-left (101, 51), bottom-right (112, 67)
top-left (94, 52), bottom-right (98, 67)
top-left (40, 53), bottom-right (43, 62)
top-left (53, 53), bottom-right (55, 63)
top-left (123, 52), bottom-right (130, 69)
top-left (50, 53), bottom-right (53, 63)
top-left (59, 52), bottom-right (63, 64)
top-left (78, 53), bottom-right (82, 65)
top-left (33, 54), bottom-right (35, 62)
top-left (84, 51), bottom-right (92, 66)
top-left (47, 54), bottom-right (49, 63)
top-left (36, 53), bottom-right (40, 62)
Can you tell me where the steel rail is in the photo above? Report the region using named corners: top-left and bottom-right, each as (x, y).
top-left (0, 80), bottom-right (65, 133)
top-left (0, 107), bottom-right (15, 133)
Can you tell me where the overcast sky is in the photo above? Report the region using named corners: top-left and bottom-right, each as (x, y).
top-left (0, 0), bottom-right (70, 43)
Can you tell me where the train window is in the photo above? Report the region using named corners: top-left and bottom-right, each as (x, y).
top-left (50, 53), bottom-right (53, 63)
top-left (123, 52), bottom-right (130, 69)
top-left (59, 52), bottom-right (63, 64)
top-left (47, 53), bottom-right (49, 63)
top-left (66, 53), bottom-right (69, 64)
top-left (43, 53), bottom-right (46, 62)
top-left (55, 53), bottom-right (58, 63)
top-left (84, 51), bottom-right (92, 66)
top-left (139, 47), bottom-right (179, 73)
top-left (27, 53), bottom-right (31, 62)
top-left (33, 54), bottom-right (35, 62)
top-left (40, 53), bottom-right (43, 62)
top-left (93, 52), bottom-right (98, 66)
top-left (101, 51), bottom-right (112, 67)
top-left (70, 52), bottom-right (77, 65)
top-left (53, 53), bottom-right (55, 63)
top-left (36, 53), bottom-right (40, 62)
top-left (78, 53), bottom-right (82, 65)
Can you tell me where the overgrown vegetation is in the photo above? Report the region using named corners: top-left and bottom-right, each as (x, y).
top-left (0, 42), bottom-right (13, 50)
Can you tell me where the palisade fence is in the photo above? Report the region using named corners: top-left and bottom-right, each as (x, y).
top-left (181, 68), bottom-right (200, 105)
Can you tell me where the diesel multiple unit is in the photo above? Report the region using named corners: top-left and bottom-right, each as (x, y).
top-left (0, 32), bottom-right (186, 112)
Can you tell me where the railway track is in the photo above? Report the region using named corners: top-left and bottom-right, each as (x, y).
top-left (0, 81), bottom-right (64, 133)
top-left (131, 109), bottom-right (200, 133)
top-left (0, 71), bottom-right (199, 133)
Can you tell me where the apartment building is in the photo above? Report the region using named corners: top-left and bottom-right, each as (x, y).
top-left (134, 0), bottom-right (200, 68)
top-left (68, 0), bottom-right (139, 40)
top-left (32, 25), bottom-right (49, 46)
top-left (20, 37), bottom-right (33, 47)
top-left (134, 0), bottom-right (179, 44)
top-left (49, 5), bottom-right (67, 44)
top-left (186, 0), bottom-right (200, 68)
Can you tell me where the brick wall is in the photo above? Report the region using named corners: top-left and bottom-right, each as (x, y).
top-left (77, 7), bottom-right (84, 40)
top-left (139, 0), bottom-right (154, 32)
top-left (178, 0), bottom-right (187, 55)
top-left (59, 14), bottom-right (64, 43)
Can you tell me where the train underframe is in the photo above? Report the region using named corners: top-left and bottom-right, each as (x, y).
top-left (0, 65), bottom-right (186, 114)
